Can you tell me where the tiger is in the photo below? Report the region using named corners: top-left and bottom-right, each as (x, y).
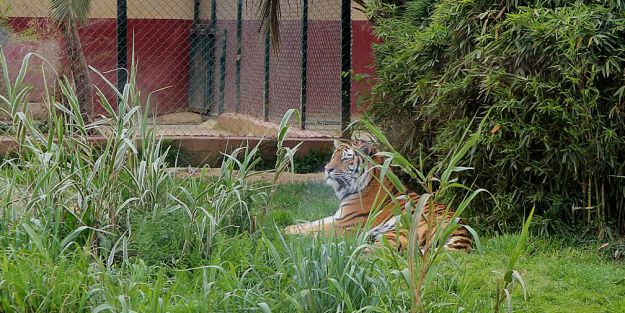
top-left (284, 139), bottom-right (473, 252)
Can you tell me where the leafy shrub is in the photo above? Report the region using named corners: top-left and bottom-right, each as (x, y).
top-left (255, 149), bottom-right (332, 174)
top-left (367, 0), bottom-right (625, 234)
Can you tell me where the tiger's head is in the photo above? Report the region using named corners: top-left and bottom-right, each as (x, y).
top-left (324, 140), bottom-right (378, 199)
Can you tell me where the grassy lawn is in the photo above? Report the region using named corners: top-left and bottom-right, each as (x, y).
top-left (274, 182), bottom-right (625, 313)
top-left (2, 180), bottom-right (625, 312)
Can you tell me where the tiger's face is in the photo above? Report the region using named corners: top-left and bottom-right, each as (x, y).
top-left (324, 140), bottom-right (377, 199)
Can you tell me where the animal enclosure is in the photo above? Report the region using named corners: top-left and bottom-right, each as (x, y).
top-left (0, 0), bottom-right (375, 136)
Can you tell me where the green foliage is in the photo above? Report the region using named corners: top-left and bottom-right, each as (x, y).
top-left (256, 149), bottom-right (333, 174)
top-left (293, 150), bottom-right (332, 173)
top-left (0, 49), bottom-right (267, 266)
top-left (158, 140), bottom-right (195, 167)
top-left (2, 46), bottom-right (621, 312)
top-left (0, 120), bottom-right (48, 135)
top-left (131, 212), bottom-right (203, 267)
top-left (494, 207), bottom-right (534, 312)
top-left (2, 191), bottom-right (625, 312)
top-left (359, 117), bottom-right (493, 312)
top-left (367, 0), bottom-right (625, 233)
top-left (49, 0), bottom-right (92, 24)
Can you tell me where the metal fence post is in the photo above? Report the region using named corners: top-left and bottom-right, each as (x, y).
top-left (207, 0), bottom-right (217, 114)
top-left (263, 31), bottom-right (270, 122)
top-left (116, 0), bottom-right (127, 99)
top-left (219, 29), bottom-right (227, 114)
top-left (300, 0), bottom-right (308, 130)
top-left (235, 0), bottom-right (243, 113)
top-left (340, 0), bottom-right (352, 137)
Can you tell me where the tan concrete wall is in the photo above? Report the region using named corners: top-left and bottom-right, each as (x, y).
top-left (6, 0), bottom-right (191, 19)
top-left (128, 1), bottom-right (194, 19)
top-left (0, 136), bottom-right (334, 167)
top-left (5, 0), bottom-right (50, 18)
top-left (352, 2), bottom-right (368, 21)
top-left (5, 0), bottom-right (359, 21)
top-left (201, 0), bottom-right (343, 21)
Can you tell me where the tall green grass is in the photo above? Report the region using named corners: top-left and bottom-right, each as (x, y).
top-left (0, 47), bottom-right (299, 259)
top-left (0, 51), bottom-right (556, 312)
top-left (354, 117), bottom-right (533, 312)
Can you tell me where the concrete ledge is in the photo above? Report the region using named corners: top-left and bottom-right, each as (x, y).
top-left (168, 136), bottom-right (334, 166)
top-left (0, 135), bottom-right (334, 167)
top-left (216, 113), bottom-right (334, 138)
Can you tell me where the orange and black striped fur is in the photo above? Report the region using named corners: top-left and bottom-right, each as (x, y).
top-left (284, 140), bottom-right (472, 252)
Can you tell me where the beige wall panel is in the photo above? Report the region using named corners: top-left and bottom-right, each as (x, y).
top-left (7, 0), bottom-right (193, 19)
top-left (127, 0), bottom-right (193, 19)
top-left (90, 1), bottom-right (116, 18)
top-left (309, 0), bottom-right (340, 20)
top-left (238, 0), bottom-right (301, 21)
top-left (6, 0), bottom-right (49, 17)
top-left (6, 0), bottom-right (363, 21)
top-left (198, 0), bottom-right (210, 19)
top-left (7, 0), bottom-right (115, 18)
top-left (352, 2), bottom-right (367, 21)
top-left (217, 0), bottom-right (240, 20)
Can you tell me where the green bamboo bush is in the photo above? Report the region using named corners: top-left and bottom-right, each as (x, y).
top-left (366, 0), bottom-right (625, 234)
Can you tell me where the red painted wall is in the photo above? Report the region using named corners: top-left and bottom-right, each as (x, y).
top-left (3, 17), bottom-right (377, 117)
top-left (352, 20), bottom-right (378, 113)
top-left (5, 17), bottom-right (191, 115)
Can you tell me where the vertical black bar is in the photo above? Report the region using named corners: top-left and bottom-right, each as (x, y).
top-left (189, 0), bottom-right (204, 113)
top-left (210, 0), bottom-right (217, 30)
top-left (116, 0), bottom-right (127, 99)
top-left (263, 31), bottom-right (270, 122)
top-left (340, 0), bottom-right (352, 137)
top-left (300, 0), bottom-right (308, 130)
top-left (235, 0), bottom-right (243, 113)
top-left (219, 29), bottom-right (227, 114)
top-left (206, 35), bottom-right (215, 114)
top-left (193, 0), bottom-right (200, 26)
top-left (207, 0), bottom-right (217, 114)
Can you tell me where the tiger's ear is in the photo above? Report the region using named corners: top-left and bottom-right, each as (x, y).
top-left (333, 139), bottom-right (342, 150)
top-left (354, 140), bottom-right (377, 156)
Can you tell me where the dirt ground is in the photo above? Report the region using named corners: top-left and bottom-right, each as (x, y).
top-left (166, 167), bottom-right (325, 184)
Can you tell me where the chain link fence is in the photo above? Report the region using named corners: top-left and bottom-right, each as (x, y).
top-left (0, 0), bottom-right (354, 138)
